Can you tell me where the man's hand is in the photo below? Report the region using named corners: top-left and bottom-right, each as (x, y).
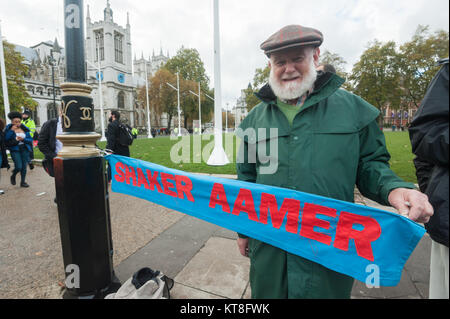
top-left (237, 238), bottom-right (249, 257)
top-left (388, 188), bottom-right (434, 224)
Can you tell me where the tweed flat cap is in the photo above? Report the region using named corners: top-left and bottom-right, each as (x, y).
top-left (260, 25), bottom-right (323, 56)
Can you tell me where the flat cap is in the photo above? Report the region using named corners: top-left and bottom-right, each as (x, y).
top-left (260, 25), bottom-right (323, 56)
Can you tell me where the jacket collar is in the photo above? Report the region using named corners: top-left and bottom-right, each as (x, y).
top-left (6, 123), bottom-right (30, 132)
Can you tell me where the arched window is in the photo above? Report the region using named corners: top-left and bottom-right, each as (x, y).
top-left (118, 91), bottom-right (125, 109)
top-left (47, 103), bottom-right (58, 120)
top-left (32, 109), bottom-right (40, 126)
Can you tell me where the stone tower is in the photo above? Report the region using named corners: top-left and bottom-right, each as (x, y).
top-left (85, 1), bottom-right (134, 129)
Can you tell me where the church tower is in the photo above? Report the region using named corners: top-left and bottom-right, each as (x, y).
top-left (85, 1), bottom-right (134, 129)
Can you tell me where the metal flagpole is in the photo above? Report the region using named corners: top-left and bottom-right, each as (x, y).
top-left (207, 0), bottom-right (229, 165)
top-left (144, 61), bottom-right (153, 138)
top-left (0, 20), bottom-right (11, 123)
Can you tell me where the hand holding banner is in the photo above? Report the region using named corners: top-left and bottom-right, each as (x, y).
top-left (106, 154), bottom-right (425, 286)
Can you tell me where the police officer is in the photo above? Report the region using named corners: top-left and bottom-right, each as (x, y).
top-left (22, 110), bottom-right (36, 169)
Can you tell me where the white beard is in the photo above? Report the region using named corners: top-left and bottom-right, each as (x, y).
top-left (269, 57), bottom-right (317, 101)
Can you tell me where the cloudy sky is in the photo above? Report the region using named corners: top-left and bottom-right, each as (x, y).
top-left (1, 0), bottom-right (448, 109)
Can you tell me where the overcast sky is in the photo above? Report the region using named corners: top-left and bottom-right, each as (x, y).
top-left (1, 0), bottom-right (448, 109)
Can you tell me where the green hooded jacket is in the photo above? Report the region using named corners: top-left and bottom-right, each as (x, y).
top-left (236, 72), bottom-right (414, 298)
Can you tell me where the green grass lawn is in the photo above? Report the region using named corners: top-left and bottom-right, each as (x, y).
top-left (383, 131), bottom-right (417, 184)
top-left (33, 131), bottom-right (417, 183)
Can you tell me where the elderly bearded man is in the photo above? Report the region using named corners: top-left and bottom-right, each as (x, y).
top-left (235, 25), bottom-right (433, 299)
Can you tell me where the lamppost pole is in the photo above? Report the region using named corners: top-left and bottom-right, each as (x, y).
top-left (55, 0), bottom-right (118, 299)
top-left (50, 49), bottom-right (57, 115)
top-left (95, 35), bottom-right (106, 142)
top-left (176, 72), bottom-right (181, 137)
top-left (188, 81), bottom-right (202, 136)
top-left (166, 73), bottom-right (182, 137)
top-left (144, 60), bottom-right (153, 138)
top-left (198, 82), bottom-right (201, 135)
top-left (0, 20), bottom-right (11, 123)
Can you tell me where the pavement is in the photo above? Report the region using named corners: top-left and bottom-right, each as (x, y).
top-left (0, 162), bottom-right (432, 299)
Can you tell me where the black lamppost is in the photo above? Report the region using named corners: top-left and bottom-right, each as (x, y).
top-left (55, 0), bottom-right (119, 299)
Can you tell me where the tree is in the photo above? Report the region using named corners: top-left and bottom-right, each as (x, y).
top-left (165, 47), bottom-right (209, 88)
top-left (138, 68), bottom-right (178, 130)
top-left (0, 40), bottom-right (37, 116)
top-left (165, 47), bottom-right (213, 129)
top-left (244, 63), bottom-right (270, 112)
top-left (319, 50), bottom-right (347, 77)
top-left (398, 25), bottom-right (449, 108)
top-left (349, 40), bottom-right (403, 122)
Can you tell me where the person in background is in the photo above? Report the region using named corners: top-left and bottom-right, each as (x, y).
top-left (0, 118), bottom-right (11, 195)
top-left (409, 57), bottom-right (449, 299)
top-left (22, 110), bottom-right (36, 170)
top-left (131, 127), bottom-right (138, 139)
top-left (4, 111), bottom-right (33, 188)
top-left (106, 110), bottom-right (130, 157)
top-left (316, 63), bottom-right (336, 74)
top-left (38, 111), bottom-right (63, 178)
top-left (38, 110), bottom-right (63, 203)
top-left (106, 110), bottom-right (130, 182)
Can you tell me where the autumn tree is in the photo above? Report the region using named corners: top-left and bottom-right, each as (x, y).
top-left (138, 68), bottom-right (178, 130)
top-left (0, 40), bottom-right (37, 116)
top-left (164, 47), bottom-right (213, 128)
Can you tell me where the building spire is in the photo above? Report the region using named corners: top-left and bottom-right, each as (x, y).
top-left (104, 0), bottom-right (113, 22)
top-left (53, 37), bottom-right (62, 53)
top-left (87, 4), bottom-right (91, 21)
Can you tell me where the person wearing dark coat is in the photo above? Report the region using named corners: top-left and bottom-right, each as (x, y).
top-left (0, 118), bottom-right (11, 195)
top-left (409, 57), bottom-right (449, 299)
top-left (106, 110), bottom-right (130, 157)
top-left (106, 110), bottom-right (130, 182)
top-left (4, 111), bottom-right (33, 188)
top-left (38, 116), bottom-right (63, 177)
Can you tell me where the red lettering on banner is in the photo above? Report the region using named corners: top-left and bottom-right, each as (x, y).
top-left (125, 165), bottom-right (137, 186)
top-left (232, 188), bottom-right (259, 222)
top-left (146, 169), bottom-right (163, 193)
top-left (334, 211), bottom-right (381, 261)
top-left (114, 162), bottom-right (126, 183)
top-left (136, 168), bottom-right (150, 189)
top-left (299, 203), bottom-right (337, 246)
top-left (209, 183), bottom-right (230, 213)
top-left (160, 172), bottom-right (178, 197)
top-left (175, 175), bottom-right (194, 202)
top-left (259, 193), bottom-right (300, 233)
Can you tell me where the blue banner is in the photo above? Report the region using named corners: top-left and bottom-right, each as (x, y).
top-left (106, 155), bottom-right (425, 286)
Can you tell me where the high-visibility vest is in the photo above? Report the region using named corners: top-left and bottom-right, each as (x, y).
top-left (22, 118), bottom-right (36, 138)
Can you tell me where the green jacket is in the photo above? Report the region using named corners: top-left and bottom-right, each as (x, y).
top-left (236, 73), bottom-right (414, 298)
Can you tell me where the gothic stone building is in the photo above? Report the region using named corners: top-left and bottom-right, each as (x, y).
top-left (14, 1), bottom-right (170, 132)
